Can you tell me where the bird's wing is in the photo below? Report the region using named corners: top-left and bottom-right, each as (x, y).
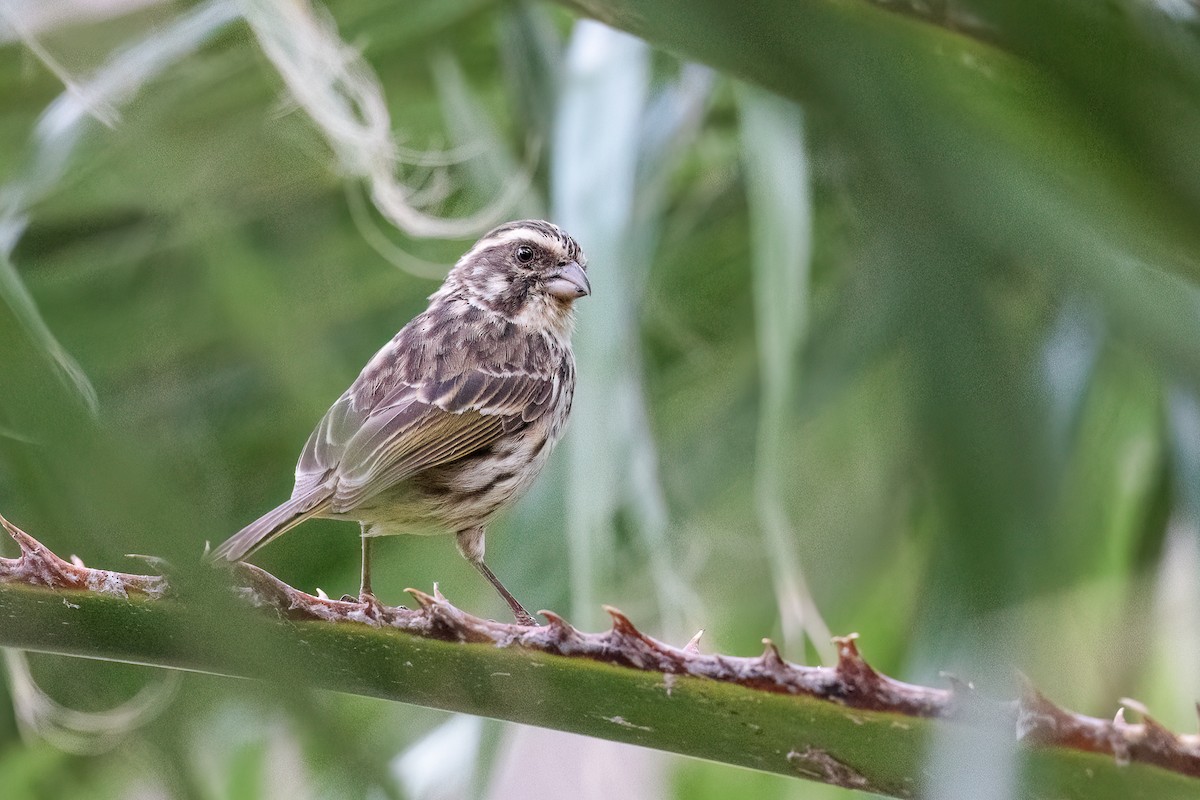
top-left (293, 367), bottom-right (559, 514)
top-left (292, 390), bottom-right (363, 499)
top-left (330, 369), bottom-right (558, 512)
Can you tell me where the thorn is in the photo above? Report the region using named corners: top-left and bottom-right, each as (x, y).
top-left (405, 587), bottom-right (436, 609)
top-left (315, 587), bottom-right (329, 600)
top-left (939, 671), bottom-right (975, 695)
top-left (1015, 673), bottom-right (1071, 743)
top-left (202, 540), bottom-right (212, 558)
top-left (1121, 698), bottom-right (1177, 747)
top-left (832, 633), bottom-right (877, 684)
top-left (1120, 697), bottom-right (1148, 717)
top-left (0, 510), bottom-right (22, 543)
top-left (1016, 673), bottom-right (1060, 716)
top-left (433, 582), bottom-right (446, 603)
top-left (602, 605), bottom-right (640, 637)
top-left (2, 519), bottom-right (41, 555)
top-left (833, 632), bottom-right (860, 652)
top-left (233, 562), bottom-right (295, 603)
top-left (759, 638), bottom-right (785, 668)
top-left (234, 561), bottom-right (277, 582)
top-left (1107, 708), bottom-right (1134, 767)
top-left (537, 609), bottom-right (574, 632)
top-left (683, 629), bottom-right (704, 655)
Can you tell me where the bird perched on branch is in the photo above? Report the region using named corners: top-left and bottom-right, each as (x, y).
top-left (210, 220), bottom-right (590, 625)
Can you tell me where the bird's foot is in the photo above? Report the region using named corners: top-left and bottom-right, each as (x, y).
top-left (513, 608), bottom-right (539, 627)
top-left (363, 592), bottom-right (386, 619)
top-left (339, 591), bottom-right (386, 620)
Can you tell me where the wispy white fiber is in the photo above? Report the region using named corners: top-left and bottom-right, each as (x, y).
top-left (553, 22), bottom-right (707, 639)
top-left (737, 84), bottom-right (834, 663)
top-left (240, 0), bottom-right (530, 239)
top-left (1, 0), bottom-right (239, 415)
top-left (2, 648), bottom-right (180, 755)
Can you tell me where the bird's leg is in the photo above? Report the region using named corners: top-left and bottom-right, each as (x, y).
top-left (340, 526), bottom-right (382, 616)
top-left (457, 528), bottom-right (537, 627)
top-left (359, 524), bottom-right (375, 601)
top-left (473, 559), bottom-right (538, 627)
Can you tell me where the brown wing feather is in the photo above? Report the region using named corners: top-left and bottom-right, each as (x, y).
top-left (329, 371), bottom-right (555, 512)
top-left (288, 307), bottom-right (562, 517)
top-left (292, 391), bottom-right (362, 499)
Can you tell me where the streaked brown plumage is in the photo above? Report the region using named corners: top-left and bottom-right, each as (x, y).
top-left (210, 220), bottom-right (590, 625)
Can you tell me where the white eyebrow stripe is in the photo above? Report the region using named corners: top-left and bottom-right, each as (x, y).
top-left (456, 228), bottom-right (565, 266)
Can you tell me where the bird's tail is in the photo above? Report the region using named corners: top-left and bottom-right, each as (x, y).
top-left (209, 491), bottom-right (330, 563)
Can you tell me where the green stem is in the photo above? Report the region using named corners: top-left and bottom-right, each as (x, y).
top-left (0, 577), bottom-right (1197, 799)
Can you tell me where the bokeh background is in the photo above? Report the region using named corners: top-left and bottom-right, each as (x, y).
top-left (2, 0), bottom-right (1199, 798)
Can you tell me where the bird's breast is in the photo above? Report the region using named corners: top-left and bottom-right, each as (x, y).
top-left (413, 417), bottom-right (563, 531)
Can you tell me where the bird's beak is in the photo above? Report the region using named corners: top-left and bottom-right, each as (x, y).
top-left (546, 261), bottom-right (591, 300)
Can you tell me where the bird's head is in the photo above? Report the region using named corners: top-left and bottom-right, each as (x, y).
top-left (440, 220), bottom-right (590, 329)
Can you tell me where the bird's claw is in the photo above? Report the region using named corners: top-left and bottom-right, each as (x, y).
top-left (358, 591), bottom-right (386, 618)
top-left (336, 591), bottom-right (386, 619)
top-left (513, 609), bottom-right (540, 627)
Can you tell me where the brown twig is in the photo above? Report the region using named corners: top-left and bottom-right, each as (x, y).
top-left (0, 513), bottom-right (166, 599)
top-left (2, 511), bottom-right (1198, 779)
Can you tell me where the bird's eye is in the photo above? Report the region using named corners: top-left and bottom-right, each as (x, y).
top-left (515, 244), bottom-right (535, 264)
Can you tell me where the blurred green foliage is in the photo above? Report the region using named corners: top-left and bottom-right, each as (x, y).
top-left (2, 0), bottom-right (1199, 798)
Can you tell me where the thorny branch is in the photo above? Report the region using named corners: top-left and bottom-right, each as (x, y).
top-left (2, 511), bottom-right (1199, 786)
top-left (0, 514), bottom-right (166, 599)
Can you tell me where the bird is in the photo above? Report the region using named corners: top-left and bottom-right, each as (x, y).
top-left (209, 220), bottom-right (590, 626)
